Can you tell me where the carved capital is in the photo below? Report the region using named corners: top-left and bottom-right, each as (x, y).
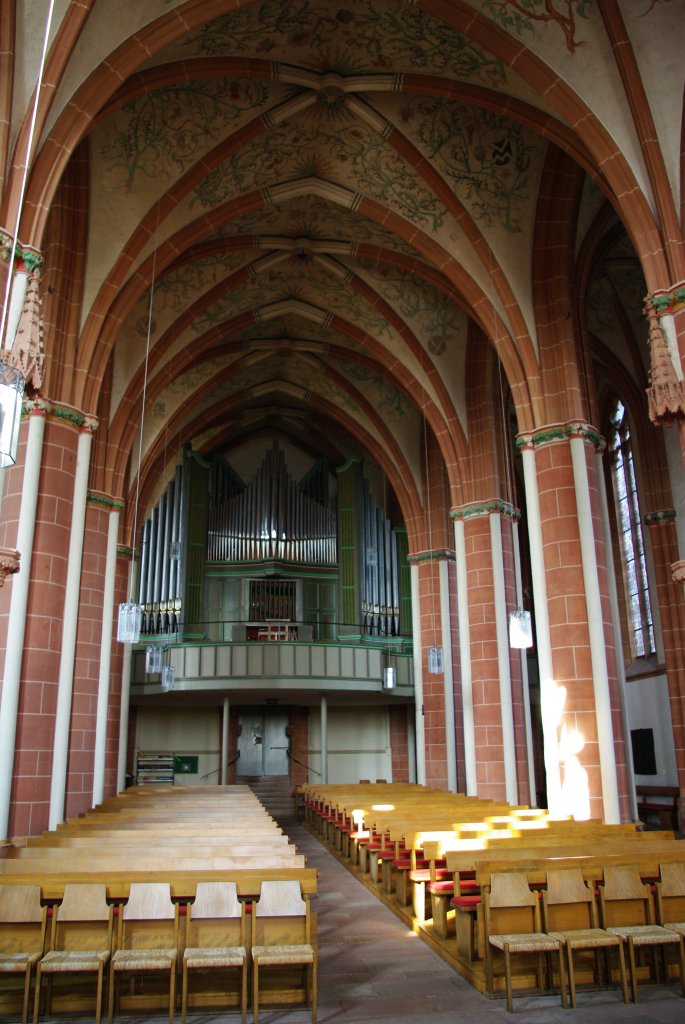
top-left (0, 547), bottom-right (20, 586)
top-left (671, 560), bottom-right (685, 585)
top-left (644, 295), bottom-right (685, 425)
top-left (451, 499), bottom-right (520, 521)
top-left (516, 421), bottom-right (604, 452)
top-left (10, 271), bottom-right (44, 392)
top-left (651, 281), bottom-right (685, 317)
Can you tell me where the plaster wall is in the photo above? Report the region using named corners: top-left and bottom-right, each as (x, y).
top-left (624, 673), bottom-right (678, 786)
top-left (135, 706), bottom-right (221, 786)
top-left (308, 706), bottom-right (392, 783)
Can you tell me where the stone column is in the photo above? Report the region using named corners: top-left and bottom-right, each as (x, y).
top-left (221, 696), bottom-right (230, 784)
top-left (117, 552), bottom-right (136, 792)
top-left (451, 502), bottom-right (521, 804)
top-left (0, 401), bottom-right (47, 838)
top-left (518, 423), bottom-right (626, 821)
top-left (407, 551), bottom-right (456, 789)
top-left (92, 501), bottom-right (122, 806)
top-left (569, 424), bottom-right (619, 822)
top-left (409, 561), bottom-right (426, 785)
top-left (438, 557), bottom-right (457, 791)
top-left (320, 695), bottom-right (328, 784)
top-left (453, 516), bottom-right (476, 794)
top-left (49, 415), bottom-right (98, 829)
top-left (519, 438), bottom-right (562, 814)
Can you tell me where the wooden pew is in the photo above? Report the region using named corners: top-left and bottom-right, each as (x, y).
top-left (0, 867), bottom-right (318, 902)
top-left (636, 785), bottom-right (681, 831)
top-left (446, 843), bottom-right (685, 964)
top-left (0, 853), bottom-right (308, 874)
top-left (422, 828), bottom-right (674, 942)
top-left (6, 841), bottom-right (299, 860)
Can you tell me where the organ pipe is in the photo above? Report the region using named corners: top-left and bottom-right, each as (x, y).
top-left (206, 441), bottom-right (337, 565)
top-left (359, 477), bottom-right (401, 636)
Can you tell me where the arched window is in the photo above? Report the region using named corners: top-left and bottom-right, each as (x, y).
top-left (607, 398), bottom-right (655, 658)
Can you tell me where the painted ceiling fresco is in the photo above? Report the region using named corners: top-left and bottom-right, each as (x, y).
top-left (24, 0), bottom-right (675, 522)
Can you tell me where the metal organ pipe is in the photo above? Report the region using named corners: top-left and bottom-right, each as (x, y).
top-left (160, 487), bottom-right (171, 614)
top-left (138, 519), bottom-right (150, 608)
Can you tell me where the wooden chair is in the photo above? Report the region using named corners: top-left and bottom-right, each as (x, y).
top-left (0, 884), bottom-right (47, 1024)
top-left (484, 871), bottom-right (567, 1012)
top-left (107, 882), bottom-right (178, 1024)
top-left (654, 861), bottom-right (685, 997)
top-left (542, 868), bottom-right (628, 1007)
top-left (180, 881), bottom-right (248, 1024)
top-left (251, 880), bottom-right (317, 1024)
top-left (599, 863), bottom-right (682, 1003)
top-left (33, 883), bottom-right (113, 1024)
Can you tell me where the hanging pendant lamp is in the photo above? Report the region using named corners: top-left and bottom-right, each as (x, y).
top-left (0, 361), bottom-right (25, 467)
top-left (509, 608), bottom-right (533, 649)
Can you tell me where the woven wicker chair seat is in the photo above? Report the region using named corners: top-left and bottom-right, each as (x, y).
top-left (548, 927), bottom-right (621, 949)
top-left (0, 952), bottom-right (41, 970)
top-left (489, 932), bottom-right (561, 953)
top-left (252, 943), bottom-right (315, 965)
top-left (663, 922), bottom-right (685, 936)
top-left (112, 948), bottom-right (176, 970)
top-left (40, 949), bottom-right (110, 971)
top-left (183, 945), bottom-right (246, 969)
top-left (606, 924), bottom-right (681, 946)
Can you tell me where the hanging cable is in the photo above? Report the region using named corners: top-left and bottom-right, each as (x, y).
top-left (423, 408), bottom-right (443, 673)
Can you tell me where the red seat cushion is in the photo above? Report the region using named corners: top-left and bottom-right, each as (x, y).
top-left (410, 868), bottom-right (451, 883)
top-left (393, 856), bottom-right (428, 870)
top-left (428, 880), bottom-right (454, 895)
top-left (450, 894), bottom-right (481, 908)
top-left (459, 879), bottom-right (480, 893)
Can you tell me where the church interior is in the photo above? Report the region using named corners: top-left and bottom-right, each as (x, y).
top-left (1, 0), bottom-right (685, 846)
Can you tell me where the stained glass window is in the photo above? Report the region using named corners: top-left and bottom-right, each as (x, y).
top-left (608, 399), bottom-right (655, 658)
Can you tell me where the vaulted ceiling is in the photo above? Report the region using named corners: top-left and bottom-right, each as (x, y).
top-left (7, 0), bottom-right (676, 534)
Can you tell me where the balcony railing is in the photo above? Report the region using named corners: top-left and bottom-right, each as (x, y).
top-left (130, 626), bottom-right (414, 697)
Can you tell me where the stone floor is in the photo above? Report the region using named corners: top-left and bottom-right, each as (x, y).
top-left (32, 817), bottom-right (685, 1024)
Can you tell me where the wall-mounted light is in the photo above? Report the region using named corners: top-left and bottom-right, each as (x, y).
top-left (509, 609), bottom-right (533, 649)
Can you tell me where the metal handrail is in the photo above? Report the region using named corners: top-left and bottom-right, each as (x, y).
top-left (201, 751), bottom-right (240, 781)
top-left (287, 751), bottom-right (321, 777)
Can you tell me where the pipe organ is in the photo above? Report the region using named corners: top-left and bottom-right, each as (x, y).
top-left (135, 442), bottom-right (409, 640)
top-left (138, 462), bottom-right (185, 634)
top-left (207, 442), bottom-right (337, 565)
top-left (360, 478), bottom-right (401, 637)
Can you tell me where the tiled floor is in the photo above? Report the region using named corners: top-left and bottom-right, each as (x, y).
top-left (35, 818), bottom-right (685, 1024)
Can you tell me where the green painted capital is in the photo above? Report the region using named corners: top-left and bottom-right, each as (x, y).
top-left (0, 229), bottom-right (43, 270)
top-left (516, 421), bottom-right (604, 452)
top-left (644, 509), bottom-right (676, 526)
top-left (87, 492), bottom-right (125, 511)
top-left (451, 499), bottom-right (520, 521)
top-left (651, 281), bottom-right (685, 316)
top-left (406, 548), bottom-right (455, 564)
top-left (49, 404), bottom-right (86, 428)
